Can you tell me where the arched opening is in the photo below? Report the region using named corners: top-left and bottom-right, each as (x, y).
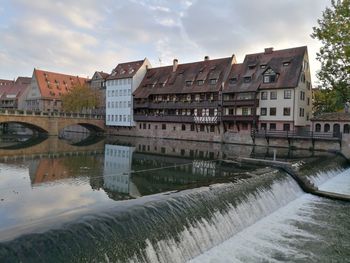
top-left (0, 121), bottom-right (48, 135)
top-left (333, 123), bottom-right (340, 135)
top-left (344, 124), bottom-right (350, 134)
top-left (324, 123), bottom-right (330, 132)
top-left (315, 123), bottom-right (321, 132)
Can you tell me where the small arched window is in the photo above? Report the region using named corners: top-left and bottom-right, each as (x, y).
top-left (333, 124), bottom-right (340, 135)
top-left (324, 123), bottom-right (330, 132)
top-left (315, 123), bottom-right (321, 132)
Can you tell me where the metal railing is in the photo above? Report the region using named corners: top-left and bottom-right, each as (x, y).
top-left (0, 109), bottom-right (104, 119)
top-left (252, 129), bottom-right (342, 140)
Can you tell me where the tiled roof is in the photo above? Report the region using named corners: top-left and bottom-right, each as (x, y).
top-left (107, 59), bottom-right (145, 80)
top-left (0, 79), bottom-right (15, 87)
top-left (98, 71), bottom-right (109, 79)
top-left (0, 77), bottom-right (31, 100)
top-left (133, 57), bottom-right (233, 99)
top-left (311, 112), bottom-right (350, 122)
top-left (34, 69), bottom-right (88, 99)
top-left (223, 46), bottom-right (307, 93)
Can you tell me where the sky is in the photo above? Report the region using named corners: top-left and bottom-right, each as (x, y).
top-left (0, 0), bottom-right (330, 84)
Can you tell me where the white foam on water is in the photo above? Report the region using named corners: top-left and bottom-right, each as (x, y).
top-left (318, 167), bottom-right (350, 195)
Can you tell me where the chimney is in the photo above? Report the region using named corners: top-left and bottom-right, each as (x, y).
top-left (204, 56), bottom-right (210, 61)
top-left (264, 47), bottom-right (274, 54)
top-left (173, 59), bottom-right (178, 72)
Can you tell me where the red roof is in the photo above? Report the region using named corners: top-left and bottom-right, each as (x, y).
top-left (34, 69), bottom-right (88, 99)
top-left (107, 59), bottom-right (145, 80)
top-left (0, 77), bottom-right (31, 100)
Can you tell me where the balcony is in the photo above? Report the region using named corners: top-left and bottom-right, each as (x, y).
top-left (222, 99), bottom-right (259, 107)
top-left (221, 115), bottom-right (257, 122)
top-left (134, 115), bottom-right (195, 123)
top-left (134, 100), bottom-right (219, 109)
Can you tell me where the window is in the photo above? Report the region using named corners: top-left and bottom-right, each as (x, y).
top-left (324, 123), bottom-right (330, 132)
top-left (261, 92), bottom-right (268, 100)
top-left (283, 123), bottom-right (290, 131)
top-left (300, 91), bottom-right (305, 100)
top-left (300, 73), bottom-right (306, 83)
top-left (270, 91), bottom-right (277, 100)
top-left (143, 123), bottom-right (146, 129)
top-left (148, 124), bottom-right (151, 129)
top-left (209, 79), bottom-right (217, 85)
top-left (242, 108), bottom-right (249, 115)
top-left (269, 123), bottom-right (276, 130)
top-left (260, 64), bottom-right (267, 69)
top-left (284, 90), bottom-right (292, 99)
top-left (243, 76), bottom-right (251, 83)
top-left (299, 108), bottom-right (304, 117)
top-left (283, 62), bottom-right (290, 67)
top-left (200, 125), bottom-right (205, 132)
top-left (197, 80), bottom-right (204, 85)
top-left (270, 107), bottom-right (276, 116)
top-left (306, 81), bottom-right (311, 90)
top-left (210, 125), bottom-right (215, 132)
top-left (182, 124), bottom-right (186, 131)
top-left (307, 97), bottom-right (310, 105)
top-left (190, 124), bottom-right (195, 131)
top-left (260, 108), bottom-right (267, 116)
top-left (162, 124), bottom-right (166, 130)
top-left (186, 81), bottom-right (192, 86)
top-left (283, 107), bottom-right (291, 116)
top-left (229, 78), bottom-right (237, 84)
top-left (173, 126), bottom-right (176, 131)
top-left (261, 123), bottom-right (267, 130)
top-left (315, 123), bottom-right (321, 132)
top-left (263, 68), bottom-right (277, 83)
top-left (344, 124), bottom-right (350, 134)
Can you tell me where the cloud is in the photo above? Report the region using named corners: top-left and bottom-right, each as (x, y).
top-left (0, 0), bottom-right (330, 83)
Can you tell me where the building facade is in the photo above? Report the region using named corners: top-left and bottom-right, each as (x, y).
top-left (25, 69), bottom-right (88, 112)
top-left (88, 71), bottom-right (109, 115)
top-left (105, 58), bottom-right (150, 127)
top-left (0, 77), bottom-right (31, 110)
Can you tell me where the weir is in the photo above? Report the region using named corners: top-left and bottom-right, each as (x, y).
top-left (237, 157), bottom-right (350, 202)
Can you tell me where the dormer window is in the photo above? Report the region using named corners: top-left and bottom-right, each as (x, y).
top-left (243, 76), bottom-right (251, 83)
top-left (263, 68), bottom-right (277, 83)
top-left (248, 64), bottom-right (256, 70)
top-left (229, 78), bottom-right (237, 84)
top-left (197, 80), bottom-right (204, 85)
top-left (283, 61), bottom-right (290, 67)
top-left (209, 79), bottom-right (217, 85)
top-left (186, 81), bottom-right (192, 86)
top-left (260, 64), bottom-right (267, 69)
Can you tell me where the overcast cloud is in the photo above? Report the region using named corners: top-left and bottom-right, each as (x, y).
top-left (0, 0), bottom-right (330, 83)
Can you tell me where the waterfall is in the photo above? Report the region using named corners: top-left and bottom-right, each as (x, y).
top-left (0, 172), bottom-right (303, 262)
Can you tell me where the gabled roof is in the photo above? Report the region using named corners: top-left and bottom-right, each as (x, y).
top-left (107, 59), bottom-right (146, 80)
top-left (133, 57), bottom-right (233, 99)
top-left (34, 69), bottom-right (88, 99)
top-left (223, 46), bottom-right (307, 93)
top-left (0, 76), bottom-right (31, 100)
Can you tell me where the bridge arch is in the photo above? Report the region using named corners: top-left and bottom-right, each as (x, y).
top-left (0, 121), bottom-right (48, 134)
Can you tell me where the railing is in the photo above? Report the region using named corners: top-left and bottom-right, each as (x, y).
top-left (222, 99), bottom-right (259, 107)
top-left (252, 129), bottom-right (342, 140)
top-left (222, 115), bottom-right (257, 122)
top-left (134, 100), bottom-right (219, 109)
top-left (0, 109), bottom-right (104, 119)
top-left (133, 115), bottom-right (195, 123)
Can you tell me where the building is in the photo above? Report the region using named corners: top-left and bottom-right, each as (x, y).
top-left (88, 71), bottom-right (109, 115)
top-left (111, 46), bottom-right (313, 143)
top-left (105, 58), bottom-right (151, 127)
top-left (25, 69), bottom-right (88, 112)
top-left (311, 112), bottom-right (350, 135)
top-left (0, 77), bottom-right (31, 110)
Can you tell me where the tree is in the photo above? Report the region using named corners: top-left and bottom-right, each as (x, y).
top-left (61, 84), bottom-right (101, 113)
top-left (311, 0), bottom-right (350, 112)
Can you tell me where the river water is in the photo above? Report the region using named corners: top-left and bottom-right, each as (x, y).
top-left (0, 134), bottom-right (349, 262)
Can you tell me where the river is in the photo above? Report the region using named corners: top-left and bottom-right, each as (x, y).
top-left (0, 134), bottom-right (349, 262)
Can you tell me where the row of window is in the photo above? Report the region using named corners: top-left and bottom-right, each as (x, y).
top-left (107, 88), bottom-right (131, 97)
top-left (315, 123), bottom-right (350, 133)
top-left (107, 114), bottom-right (131, 122)
top-left (261, 123), bottom-right (291, 131)
top-left (106, 78), bottom-right (131, 87)
top-left (107, 101), bottom-right (131, 109)
top-left (138, 123), bottom-right (216, 132)
top-left (260, 107), bottom-right (307, 118)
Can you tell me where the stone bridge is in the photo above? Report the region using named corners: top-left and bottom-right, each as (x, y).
top-left (0, 109), bottom-right (105, 136)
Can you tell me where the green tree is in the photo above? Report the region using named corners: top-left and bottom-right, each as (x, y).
top-left (311, 0), bottom-right (350, 112)
top-left (61, 84), bottom-right (101, 113)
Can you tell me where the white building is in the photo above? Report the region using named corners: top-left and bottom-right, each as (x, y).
top-left (105, 59), bottom-right (151, 126)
